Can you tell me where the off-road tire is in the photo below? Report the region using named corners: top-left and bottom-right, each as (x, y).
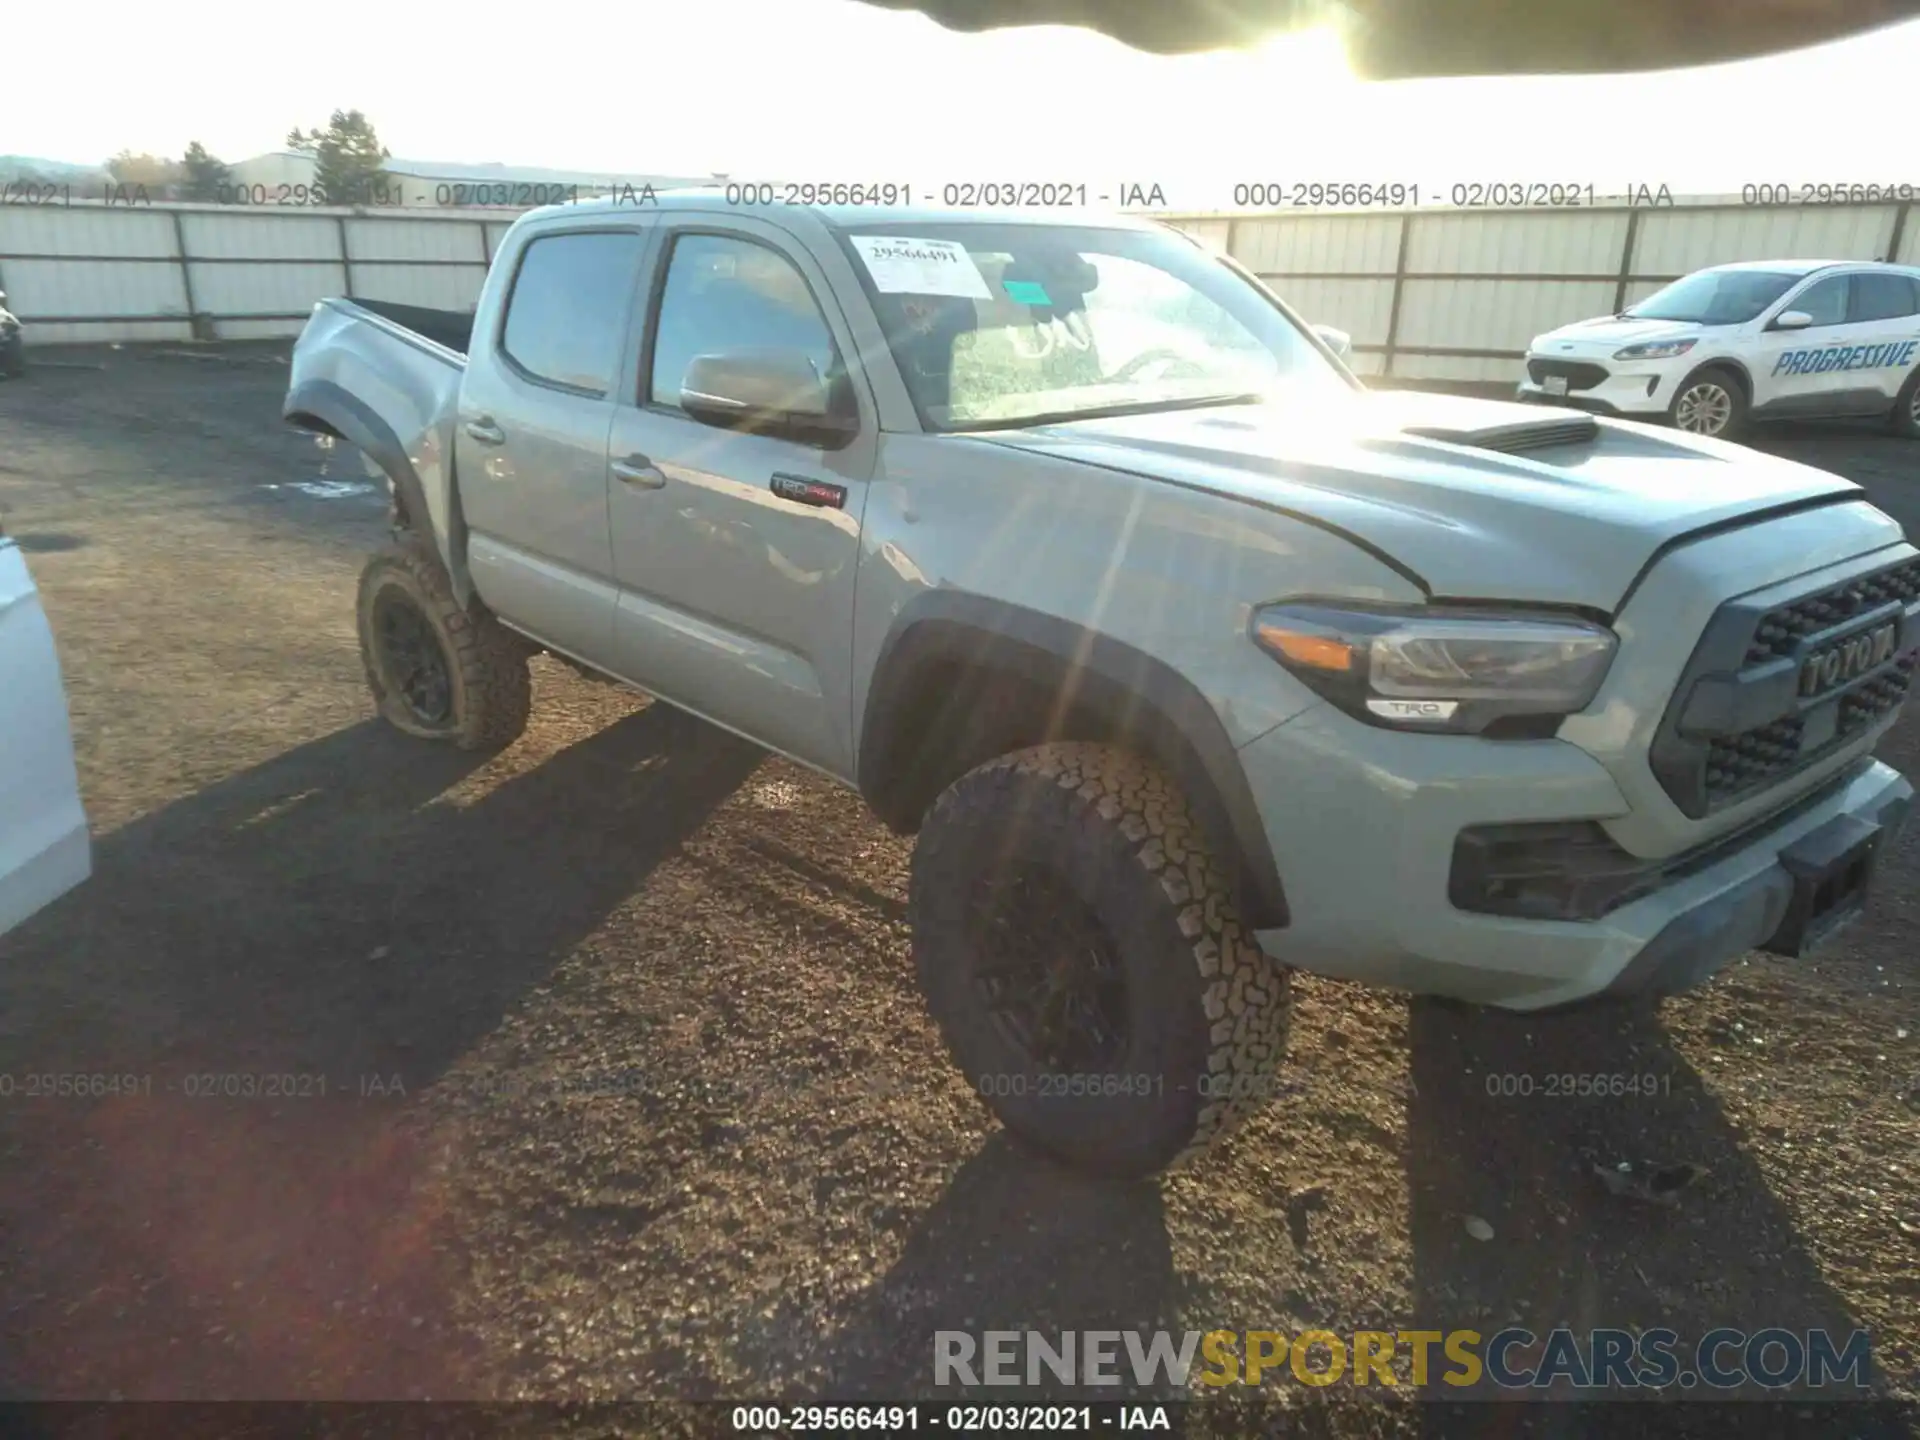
top-left (355, 540), bottom-right (531, 751)
top-left (1667, 365), bottom-right (1750, 442)
top-left (910, 742), bottom-right (1291, 1178)
top-left (1891, 367), bottom-right (1920, 439)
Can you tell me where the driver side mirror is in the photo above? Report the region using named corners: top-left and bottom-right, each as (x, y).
top-left (1770, 310), bottom-right (1813, 331)
top-left (1312, 324), bottom-right (1354, 362)
top-left (680, 349), bottom-right (858, 449)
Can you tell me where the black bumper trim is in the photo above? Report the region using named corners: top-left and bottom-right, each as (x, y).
top-left (1452, 759), bottom-right (1872, 922)
top-left (1597, 774), bottom-right (1912, 1002)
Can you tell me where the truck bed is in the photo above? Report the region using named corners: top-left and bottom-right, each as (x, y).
top-left (348, 299), bottom-right (476, 358)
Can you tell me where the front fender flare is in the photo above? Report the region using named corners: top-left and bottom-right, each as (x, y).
top-left (858, 592), bottom-right (1290, 928)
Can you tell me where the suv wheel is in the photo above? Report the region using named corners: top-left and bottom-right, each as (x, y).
top-left (910, 742), bottom-right (1291, 1178)
top-left (1668, 367), bottom-right (1749, 441)
top-left (356, 540), bottom-right (532, 750)
top-left (1892, 368), bottom-right (1920, 439)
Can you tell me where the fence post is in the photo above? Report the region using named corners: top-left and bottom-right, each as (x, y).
top-left (337, 215), bottom-right (355, 297)
top-left (1611, 207), bottom-right (1643, 315)
top-left (170, 209), bottom-right (210, 341)
top-left (1381, 209), bottom-right (1413, 379)
top-left (1887, 201), bottom-right (1912, 265)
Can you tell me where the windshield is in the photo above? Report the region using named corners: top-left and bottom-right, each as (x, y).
top-left (831, 221), bottom-right (1353, 431)
top-left (1624, 268), bottom-right (1804, 325)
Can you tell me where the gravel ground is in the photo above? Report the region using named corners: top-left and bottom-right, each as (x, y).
top-left (0, 349), bottom-right (1916, 1430)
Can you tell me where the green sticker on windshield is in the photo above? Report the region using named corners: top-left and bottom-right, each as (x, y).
top-left (1003, 279), bottom-right (1052, 307)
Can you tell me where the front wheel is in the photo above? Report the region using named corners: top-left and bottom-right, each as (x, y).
top-left (1667, 367), bottom-right (1749, 441)
top-left (910, 743), bottom-right (1292, 1178)
top-left (355, 541), bottom-right (531, 750)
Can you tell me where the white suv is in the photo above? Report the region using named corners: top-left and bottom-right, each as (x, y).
top-left (1518, 260), bottom-right (1920, 442)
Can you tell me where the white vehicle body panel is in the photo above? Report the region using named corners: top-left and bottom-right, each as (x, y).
top-left (0, 540), bottom-right (91, 940)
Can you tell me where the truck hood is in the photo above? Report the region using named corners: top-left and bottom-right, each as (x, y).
top-left (1531, 314), bottom-right (1711, 354)
top-left (978, 389), bottom-right (1862, 613)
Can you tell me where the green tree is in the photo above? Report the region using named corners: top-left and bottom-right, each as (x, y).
top-left (286, 110), bottom-right (391, 204)
top-left (179, 141), bottom-right (233, 202)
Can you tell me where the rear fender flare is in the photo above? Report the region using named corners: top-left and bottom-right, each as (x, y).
top-left (282, 378), bottom-right (472, 606)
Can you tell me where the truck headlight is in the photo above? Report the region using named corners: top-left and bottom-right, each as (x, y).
top-left (1251, 603), bottom-right (1617, 735)
top-left (1612, 338), bottom-right (1696, 360)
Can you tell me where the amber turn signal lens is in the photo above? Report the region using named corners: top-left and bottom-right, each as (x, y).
top-left (1254, 623), bottom-right (1355, 673)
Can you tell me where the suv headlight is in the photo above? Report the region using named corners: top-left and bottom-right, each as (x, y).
top-left (1251, 602), bottom-right (1617, 735)
top-left (1612, 338), bottom-right (1696, 361)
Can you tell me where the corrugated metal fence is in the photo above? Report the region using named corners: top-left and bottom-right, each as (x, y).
top-left (0, 203), bottom-right (518, 346)
top-left (3, 197), bottom-right (1917, 380)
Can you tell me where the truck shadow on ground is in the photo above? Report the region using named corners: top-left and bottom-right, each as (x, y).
top-left (0, 701), bottom-right (762, 1399)
top-left (808, 994), bottom-right (1899, 1428)
top-left (1404, 995), bottom-right (1910, 1435)
top-left (812, 1135), bottom-right (1182, 1402)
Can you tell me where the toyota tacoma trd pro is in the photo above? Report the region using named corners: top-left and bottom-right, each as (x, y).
top-left (284, 194), bottom-right (1916, 1179)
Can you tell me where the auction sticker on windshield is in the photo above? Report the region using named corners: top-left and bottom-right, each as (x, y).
top-left (850, 235), bottom-right (991, 298)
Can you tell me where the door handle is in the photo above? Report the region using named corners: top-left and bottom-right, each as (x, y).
top-left (464, 417), bottom-right (506, 446)
top-left (611, 454), bottom-right (667, 489)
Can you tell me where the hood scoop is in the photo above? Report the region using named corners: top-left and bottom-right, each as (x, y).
top-left (1400, 413), bottom-right (1601, 455)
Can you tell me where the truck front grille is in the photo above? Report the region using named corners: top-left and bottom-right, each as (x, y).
top-left (1704, 716), bottom-right (1805, 806)
top-left (1838, 652), bottom-right (1917, 734)
top-left (1745, 557), bottom-right (1920, 664)
top-left (1653, 552), bottom-right (1920, 819)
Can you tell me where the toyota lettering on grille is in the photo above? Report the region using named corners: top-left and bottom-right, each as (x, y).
top-left (1800, 623), bottom-right (1898, 697)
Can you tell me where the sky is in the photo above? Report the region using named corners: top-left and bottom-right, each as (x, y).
top-left (5, 0), bottom-right (1920, 209)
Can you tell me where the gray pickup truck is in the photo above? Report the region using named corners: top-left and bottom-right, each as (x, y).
top-left (285, 193), bottom-right (1916, 1178)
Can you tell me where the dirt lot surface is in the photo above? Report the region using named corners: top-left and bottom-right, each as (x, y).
top-left (1, 348), bottom-right (1916, 1431)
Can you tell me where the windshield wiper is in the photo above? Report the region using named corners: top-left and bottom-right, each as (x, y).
top-left (943, 392), bottom-right (1269, 434)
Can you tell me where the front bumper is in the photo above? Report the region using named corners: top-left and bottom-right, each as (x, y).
top-left (1516, 355), bottom-right (1679, 418)
top-left (1242, 703), bottom-right (1912, 1010)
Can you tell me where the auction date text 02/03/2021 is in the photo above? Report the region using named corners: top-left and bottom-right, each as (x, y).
top-left (3, 178), bottom-right (1917, 210)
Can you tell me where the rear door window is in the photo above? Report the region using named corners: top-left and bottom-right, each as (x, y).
top-left (500, 231), bottom-right (647, 394)
top-left (1848, 271), bottom-right (1920, 322)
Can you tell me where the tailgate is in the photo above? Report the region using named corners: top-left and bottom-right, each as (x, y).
top-left (0, 540), bottom-right (90, 938)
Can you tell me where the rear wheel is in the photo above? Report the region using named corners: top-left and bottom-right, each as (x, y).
top-left (356, 541), bottom-right (531, 750)
top-left (1668, 366), bottom-right (1749, 442)
top-left (1892, 368), bottom-right (1920, 439)
top-left (910, 742), bottom-right (1291, 1178)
